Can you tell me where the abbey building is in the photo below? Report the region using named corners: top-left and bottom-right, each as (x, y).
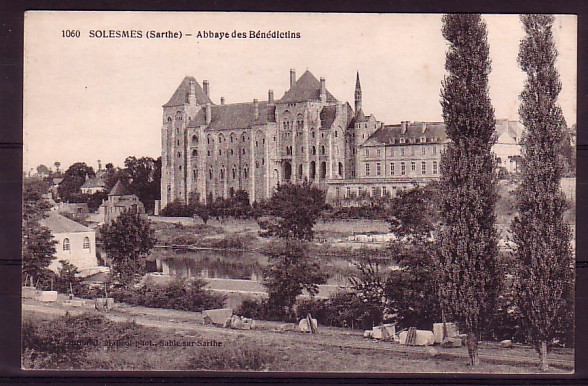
top-left (160, 69), bottom-right (522, 208)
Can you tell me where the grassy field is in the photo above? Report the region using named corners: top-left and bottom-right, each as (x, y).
top-left (22, 304), bottom-right (572, 373)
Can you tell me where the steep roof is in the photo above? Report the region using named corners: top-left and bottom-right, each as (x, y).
top-left (39, 211), bottom-right (93, 234)
top-left (355, 108), bottom-right (367, 123)
top-left (80, 176), bottom-right (106, 189)
top-left (364, 122), bottom-right (448, 146)
top-left (109, 180), bottom-right (132, 196)
top-left (163, 76), bottom-right (213, 107)
top-left (187, 101), bottom-right (276, 130)
top-left (320, 105), bottom-right (337, 129)
top-left (279, 70), bottom-right (337, 104)
top-left (495, 119), bottom-right (522, 141)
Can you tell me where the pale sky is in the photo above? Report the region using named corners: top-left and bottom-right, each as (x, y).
top-left (23, 12), bottom-right (577, 173)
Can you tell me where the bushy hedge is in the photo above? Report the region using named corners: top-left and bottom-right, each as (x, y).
top-left (22, 313), bottom-right (151, 369)
top-left (237, 290), bottom-right (384, 329)
top-left (111, 276), bottom-right (226, 312)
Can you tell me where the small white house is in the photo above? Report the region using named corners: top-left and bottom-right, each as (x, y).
top-left (39, 211), bottom-right (98, 273)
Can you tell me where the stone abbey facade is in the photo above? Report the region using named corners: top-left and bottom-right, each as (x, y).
top-left (161, 69), bottom-right (521, 207)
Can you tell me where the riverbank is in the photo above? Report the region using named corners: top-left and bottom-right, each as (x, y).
top-left (22, 296), bottom-right (573, 373)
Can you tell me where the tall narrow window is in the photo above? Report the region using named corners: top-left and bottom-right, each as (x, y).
top-left (63, 238), bottom-right (70, 251)
top-left (433, 161), bottom-right (438, 174)
top-left (390, 163), bottom-right (395, 175)
top-left (401, 162), bottom-right (406, 175)
top-left (411, 161), bottom-right (416, 171)
top-left (365, 163), bottom-right (370, 176)
top-left (376, 163), bottom-right (381, 176)
top-left (83, 237), bottom-right (90, 250)
top-left (421, 161), bottom-right (426, 175)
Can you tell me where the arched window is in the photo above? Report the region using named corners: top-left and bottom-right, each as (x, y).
top-left (310, 161), bottom-right (316, 179)
top-left (63, 238), bottom-right (70, 251)
top-left (167, 117), bottom-right (172, 122)
top-left (338, 162), bottom-right (343, 176)
top-left (192, 149), bottom-right (198, 157)
top-left (298, 164), bottom-right (303, 178)
top-left (320, 162), bottom-right (326, 178)
top-left (209, 169), bottom-right (213, 180)
top-left (243, 165), bottom-right (249, 179)
top-left (193, 169), bottom-right (197, 179)
top-left (232, 167), bottom-right (236, 179)
top-left (220, 167), bottom-right (225, 180)
top-left (321, 145), bottom-right (326, 155)
top-left (312, 146), bottom-right (316, 155)
top-left (83, 237), bottom-right (90, 250)
top-left (192, 135), bottom-right (198, 143)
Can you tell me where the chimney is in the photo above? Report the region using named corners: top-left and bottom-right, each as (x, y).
top-left (98, 160), bottom-right (102, 171)
top-left (220, 97), bottom-right (225, 105)
top-left (203, 80), bottom-right (210, 97)
top-left (268, 89), bottom-right (274, 104)
top-left (253, 98), bottom-right (259, 120)
top-left (290, 69), bottom-right (296, 88)
top-left (401, 121), bottom-right (409, 134)
top-left (320, 77), bottom-right (326, 103)
top-left (188, 80), bottom-right (196, 104)
top-left (336, 102), bottom-right (342, 115)
top-left (205, 103), bottom-right (212, 125)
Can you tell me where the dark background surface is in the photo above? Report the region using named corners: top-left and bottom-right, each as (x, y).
top-left (1, 0), bottom-right (586, 383)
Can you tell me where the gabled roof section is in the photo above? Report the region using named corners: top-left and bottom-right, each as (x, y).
top-left (495, 119), bottom-right (522, 141)
top-left (364, 122), bottom-right (448, 146)
top-left (81, 176), bottom-right (106, 189)
top-left (163, 76), bottom-right (213, 107)
top-left (109, 180), bottom-right (132, 196)
top-left (187, 101), bottom-right (276, 130)
top-left (40, 211), bottom-right (93, 234)
top-left (279, 70), bottom-right (337, 104)
top-left (320, 105), bottom-right (337, 129)
top-left (355, 108), bottom-right (367, 123)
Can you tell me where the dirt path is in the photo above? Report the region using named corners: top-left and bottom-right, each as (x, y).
top-left (22, 298), bottom-right (574, 373)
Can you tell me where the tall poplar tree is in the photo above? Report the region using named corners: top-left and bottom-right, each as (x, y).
top-left (512, 14), bottom-right (574, 372)
top-left (437, 14), bottom-right (499, 367)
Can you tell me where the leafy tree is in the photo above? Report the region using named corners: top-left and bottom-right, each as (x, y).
top-left (98, 209), bottom-right (156, 285)
top-left (262, 240), bottom-right (327, 320)
top-left (22, 178), bottom-right (57, 285)
top-left (36, 164), bottom-right (50, 176)
top-left (348, 248), bottom-right (391, 327)
top-left (437, 14), bottom-right (500, 367)
top-left (257, 180), bottom-right (325, 240)
top-left (86, 191), bottom-right (109, 213)
top-left (124, 156), bottom-right (161, 213)
top-left (512, 14), bottom-right (574, 371)
top-left (384, 185), bottom-right (442, 329)
top-left (57, 162), bottom-right (95, 202)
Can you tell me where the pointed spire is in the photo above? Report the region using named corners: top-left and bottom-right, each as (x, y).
top-left (354, 71), bottom-right (362, 113)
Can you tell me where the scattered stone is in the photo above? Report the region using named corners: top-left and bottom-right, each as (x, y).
top-left (37, 291), bottom-right (58, 302)
top-left (202, 308), bottom-right (233, 325)
top-left (426, 347), bottom-right (439, 357)
top-left (22, 286), bottom-right (37, 299)
top-left (278, 323), bottom-right (296, 332)
top-left (433, 322), bottom-right (460, 344)
top-left (372, 324), bottom-right (395, 340)
top-left (298, 317), bottom-right (318, 333)
top-left (441, 337), bottom-right (462, 348)
top-left (500, 339), bottom-right (513, 348)
top-left (95, 297), bottom-right (115, 312)
top-left (363, 330), bottom-right (374, 338)
top-left (399, 330), bottom-right (435, 346)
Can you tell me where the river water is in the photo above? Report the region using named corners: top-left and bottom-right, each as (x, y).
top-left (146, 247), bottom-right (361, 286)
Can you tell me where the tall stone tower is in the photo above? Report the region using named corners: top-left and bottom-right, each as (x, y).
top-left (354, 71), bottom-right (362, 113)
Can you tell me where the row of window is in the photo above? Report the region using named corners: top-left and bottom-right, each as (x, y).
top-left (62, 237), bottom-right (91, 251)
top-left (335, 185), bottom-right (407, 198)
top-left (364, 146), bottom-right (438, 158)
top-left (365, 161), bottom-right (439, 176)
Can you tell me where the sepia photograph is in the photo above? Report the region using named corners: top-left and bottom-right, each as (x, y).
top-left (21, 11), bottom-right (576, 373)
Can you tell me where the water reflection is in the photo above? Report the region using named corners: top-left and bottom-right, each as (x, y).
top-left (146, 248), bottom-right (360, 286)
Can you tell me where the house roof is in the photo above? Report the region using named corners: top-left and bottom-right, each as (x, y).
top-left (364, 122), bottom-right (448, 146)
top-left (355, 108), bottom-right (367, 123)
top-left (187, 101), bottom-right (276, 130)
top-left (109, 180), bottom-right (132, 196)
top-left (80, 176), bottom-right (106, 189)
top-left (279, 70), bottom-right (337, 104)
top-left (40, 211), bottom-right (92, 234)
top-left (319, 103), bottom-right (355, 129)
top-left (495, 119), bottom-right (522, 141)
top-left (163, 76), bottom-right (213, 107)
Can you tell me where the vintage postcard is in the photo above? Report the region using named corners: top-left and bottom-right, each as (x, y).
top-left (22, 11), bottom-right (576, 373)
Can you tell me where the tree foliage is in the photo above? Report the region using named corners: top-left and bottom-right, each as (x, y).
top-left (57, 162), bottom-right (95, 202)
top-left (257, 180), bottom-right (326, 241)
top-left (22, 178), bottom-right (57, 285)
top-left (437, 14), bottom-right (500, 366)
top-left (98, 209), bottom-right (157, 285)
top-left (512, 14), bottom-right (574, 371)
top-left (261, 240), bottom-right (327, 319)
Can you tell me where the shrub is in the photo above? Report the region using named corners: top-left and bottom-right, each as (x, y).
top-left (160, 200), bottom-right (192, 217)
top-left (111, 277), bottom-right (227, 312)
top-left (187, 342), bottom-right (274, 371)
